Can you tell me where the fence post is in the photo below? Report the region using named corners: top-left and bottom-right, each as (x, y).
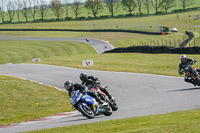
top-left (174, 39), bottom-right (176, 47)
top-left (178, 39), bottom-right (181, 47)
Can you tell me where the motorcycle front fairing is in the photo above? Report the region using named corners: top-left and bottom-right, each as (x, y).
top-left (80, 94), bottom-right (99, 115)
top-left (70, 91), bottom-right (83, 111)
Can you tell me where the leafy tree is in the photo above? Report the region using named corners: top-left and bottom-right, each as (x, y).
top-left (84, 0), bottom-right (103, 18)
top-left (121, 0), bottom-right (137, 15)
top-left (28, 0), bottom-right (39, 21)
top-left (179, 0), bottom-right (194, 11)
top-left (161, 0), bottom-right (176, 13)
top-left (135, 0), bottom-right (143, 15)
top-left (15, 0), bottom-right (22, 22)
top-left (71, 0), bottom-right (82, 19)
top-left (144, 0), bottom-right (150, 14)
top-left (50, 0), bottom-right (63, 20)
top-left (20, 0), bottom-right (29, 22)
top-left (104, 0), bottom-right (120, 17)
top-left (7, 0), bottom-right (15, 23)
top-left (0, 0), bottom-right (5, 23)
top-left (39, 0), bottom-right (49, 21)
top-left (150, 0), bottom-right (163, 14)
top-left (62, 0), bottom-right (70, 19)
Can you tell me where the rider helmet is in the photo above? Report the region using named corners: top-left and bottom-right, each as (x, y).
top-left (64, 81), bottom-right (74, 91)
top-left (180, 55), bottom-right (187, 63)
top-left (79, 73), bottom-right (88, 82)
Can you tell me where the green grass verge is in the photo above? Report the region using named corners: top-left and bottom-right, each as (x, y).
top-left (0, 40), bottom-right (97, 64)
top-left (0, 75), bottom-right (71, 126)
top-left (24, 108), bottom-right (200, 133)
top-left (38, 53), bottom-right (200, 76)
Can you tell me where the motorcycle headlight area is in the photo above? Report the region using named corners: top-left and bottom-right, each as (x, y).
top-left (71, 93), bottom-right (82, 105)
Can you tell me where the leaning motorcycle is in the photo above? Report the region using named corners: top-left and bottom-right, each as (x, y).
top-left (184, 65), bottom-right (200, 86)
top-left (93, 85), bottom-right (118, 111)
top-left (70, 90), bottom-right (112, 119)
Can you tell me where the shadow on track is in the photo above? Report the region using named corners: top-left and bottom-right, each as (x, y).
top-left (168, 87), bottom-right (200, 92)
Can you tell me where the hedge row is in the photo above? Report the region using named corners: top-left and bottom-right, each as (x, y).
top-left (0, 29), bottom-right (161, 35)
top-left (104, 46), bottom-right (200, 54)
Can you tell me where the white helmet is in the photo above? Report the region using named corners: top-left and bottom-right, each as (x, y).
top-left (180, 55), bottom-right (187, 63)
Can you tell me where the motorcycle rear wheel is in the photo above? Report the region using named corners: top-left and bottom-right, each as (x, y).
top-left (195, 76), bottom-right (200, 86)
top-left (103, 105), bottom-right (112, 116)
top-left (77, 104), bottom-right (94, 119)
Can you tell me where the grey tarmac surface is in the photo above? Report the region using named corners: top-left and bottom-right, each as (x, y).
top-left (0, 36), bottom-right (113, 54)
top-left (0, 64), bottom-right (200, 133)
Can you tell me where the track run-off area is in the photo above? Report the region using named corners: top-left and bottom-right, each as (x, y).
top-left (0, 36), bottom-right (114, 54)
top-left (0, 64), bottom-right (200, 133)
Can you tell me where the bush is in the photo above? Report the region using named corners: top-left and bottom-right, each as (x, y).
top-left (99, 15), bottom-right (110, 19)
top-left (115, 14), bottom-right (125, 18)
top-left (77, 16), bottom-right (86, 20)
top-left (155, 11), bottom-right (165, 15)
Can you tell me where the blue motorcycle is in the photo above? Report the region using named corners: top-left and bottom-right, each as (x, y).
top-left (70, 90), bottom-right (112, 119)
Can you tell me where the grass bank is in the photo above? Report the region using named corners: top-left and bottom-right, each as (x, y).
top-left (38, 53), bottom-right (200, 76)
top-left (24, 108), bottom-right (200, 133)
top-left (0, 40), bottom-right (96, 64)
top-left (0, 75), bottom-right (71, 126)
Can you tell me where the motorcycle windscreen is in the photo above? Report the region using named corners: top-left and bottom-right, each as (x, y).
top-left (70, 91), bottom-right (82, 105)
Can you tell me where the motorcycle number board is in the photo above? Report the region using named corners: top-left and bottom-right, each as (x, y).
top-left (82, 60), bottom-right (94, 67)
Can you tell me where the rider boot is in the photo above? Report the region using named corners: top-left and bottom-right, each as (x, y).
top-left (196, 68), bottom-right (200, 74)
top-left (87, 90), bottom-right (106, 104)
top-left (100, 86), bottom-right (115, 102)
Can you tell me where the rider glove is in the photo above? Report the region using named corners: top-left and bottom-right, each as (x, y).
top-left (178, 69), bottom-right (184, 75)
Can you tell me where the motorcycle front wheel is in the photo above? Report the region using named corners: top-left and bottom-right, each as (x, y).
top-left (77, 104), bottom-right (94, 119)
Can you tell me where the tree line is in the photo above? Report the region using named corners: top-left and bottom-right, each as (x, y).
top-left (0, 0), bottom-right (195, 23)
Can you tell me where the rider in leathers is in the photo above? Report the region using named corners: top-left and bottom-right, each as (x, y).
top-left (64, 81), bottom-right (106, 105)
top-left (79, 73), bottom-right (115, 101)
top-left (178, 55), bottom-right (200, 86)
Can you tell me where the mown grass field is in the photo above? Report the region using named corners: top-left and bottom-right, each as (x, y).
top-left (24, 108), bottom-right (200, 133)
top-left (1, 10), bottom-right (200, 48)
top-left (0, 40), bottom-right (96, 64)
top-left (0, 75), bottom-right (71, 126)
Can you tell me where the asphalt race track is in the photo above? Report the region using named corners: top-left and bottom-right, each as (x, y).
top-left (0, 64), bottom-right (200, 133)
top-left (0, 36), bottom-right (113, 54)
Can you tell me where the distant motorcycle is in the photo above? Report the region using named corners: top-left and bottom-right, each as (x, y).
top-left (184, 65), bottom-right (200, 86)
top-left (70, 90), bottom-right (112, 119)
